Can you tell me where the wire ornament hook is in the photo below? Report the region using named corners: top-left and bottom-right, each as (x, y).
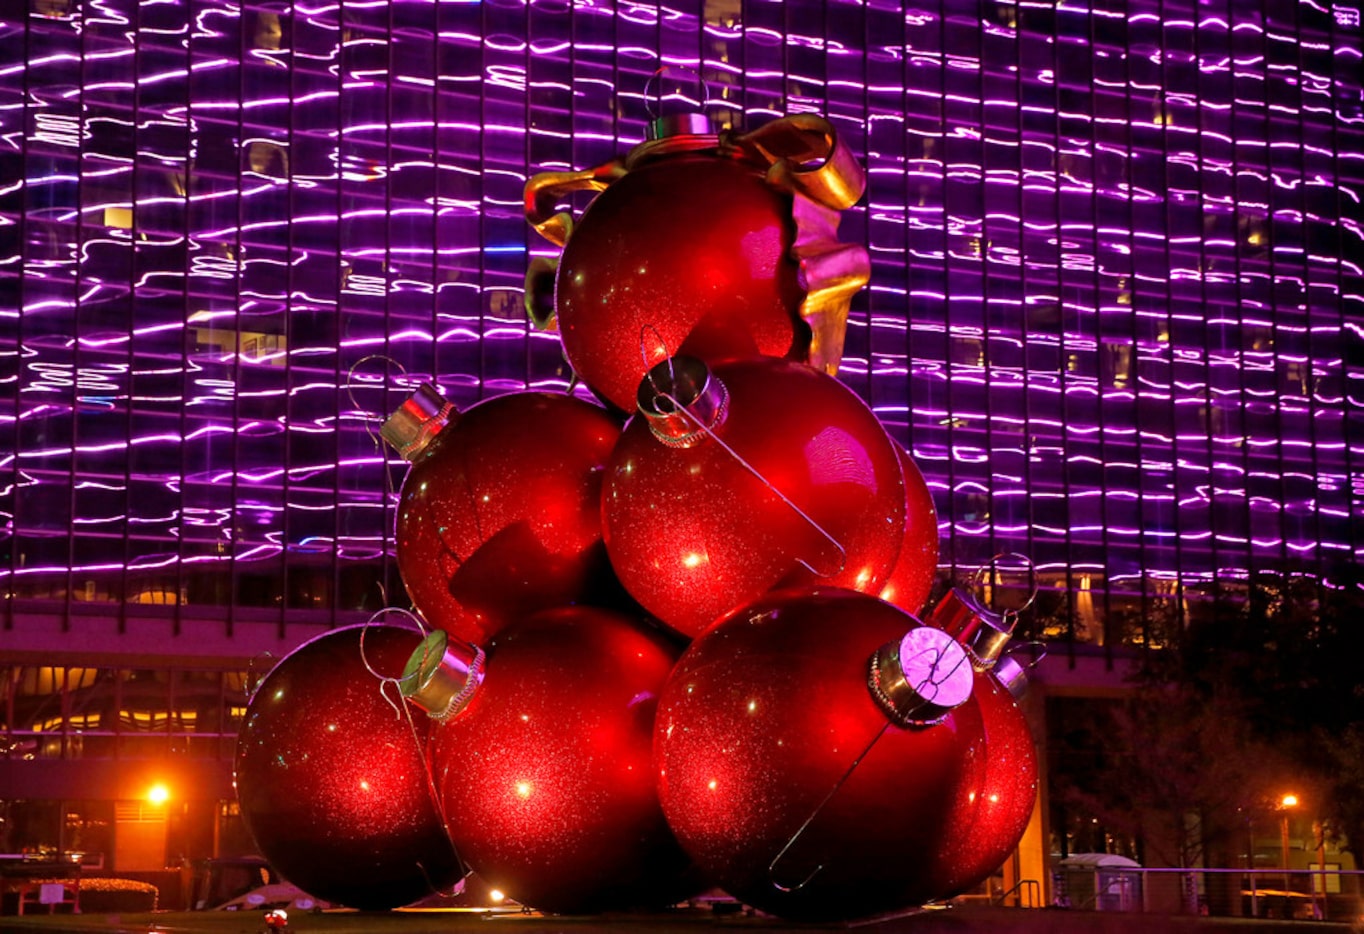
top-left (768, 633), bottom-right (974, 893)
top-left (346, 354), bottom-right (409, 450)
top-left (245, 651), bottom-right (276, 700)
top-left (767, 721), bottom-right (891, 893)
top-left (638, 323), bottom-right (675, 400)
top-left (635, 338), bottom-right (847, 578)
top-left (358, 606), bottom-right (432, 720)
top-left (355, 606), bottom-right (472, 884)
top-left (655, 384), bottom-right (847, 578)
top-left (967, 552), bottom-right (1037, 627)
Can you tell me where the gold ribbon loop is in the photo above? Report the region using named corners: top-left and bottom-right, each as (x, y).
top-left (523, 158), bottom-right (628, 248)
top-left (731, 115), bottom-right (870, 377)
top-left (789, 196), bottom-right (871, 377)
top-left (523, 255), bottom-right (560, 331)
top-left (728, 113), bottom-right (866, 211)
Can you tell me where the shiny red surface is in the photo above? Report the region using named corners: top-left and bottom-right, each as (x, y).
top-left (923, 670), bottom-right (1039, 896)
top-left (234, 626), bottom-right (461, 911)
top-left (555, 154), bottom-right (806, 412)
top-left (877, 446), bottom-right (940, 616)
top-left (428, 607), bottom-right (696, 914)
top-left (602, 357), bottom-right (906, 639)
top-left (396, 391), bottom-right (623, 645)
top-left (653, 588), bottom-right (1033, 921)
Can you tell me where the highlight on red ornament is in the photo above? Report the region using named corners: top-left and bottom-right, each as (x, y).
top-left (652, 583), bottom-right (1038, 922)
top-left (523, 68), bottom-right (871, 412)
top-left (400, 606), bottom-right (699, 915)
top-left (382, 383), bottom-right (626, 646)
top-left (233, 624), bottom-right (463, 911)
top-left (602, 353), bottom-right (907, 639)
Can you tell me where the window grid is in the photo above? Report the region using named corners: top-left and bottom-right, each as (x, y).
top-left (1, 0), bottom-right (1360, 646)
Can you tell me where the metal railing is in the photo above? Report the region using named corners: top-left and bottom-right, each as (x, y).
top-left (994, 878), bottom-right (1042, 909)
top-left (1050, 866), bottom-right (1364, 922)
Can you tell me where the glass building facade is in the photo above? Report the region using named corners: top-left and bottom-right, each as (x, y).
top-left (1, 0), bottom-right (1361, 882)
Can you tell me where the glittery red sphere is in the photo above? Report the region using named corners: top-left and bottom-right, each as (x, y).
top-left (234, 626), bottom-right (461, 911)
top-left (922, 670), bottom-right (1038, 895)
top-left (877, 446), bottom-right (940, 616)
top-left (428, 606), bottom-right (695, 914)
top-left (602, 357), bottom-right (906, 639)
top-left (654, 587), bottom-right (1026, 921)
top-left (555, 154), bottom-right (806, 411)
top-left (396, 391), bottom-right (623, 645)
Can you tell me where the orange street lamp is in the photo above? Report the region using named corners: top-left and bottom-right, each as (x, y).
top-left (1279, 794), bottom-right (1298, 883)
top-left (147, 783), bottom-right (171, 806)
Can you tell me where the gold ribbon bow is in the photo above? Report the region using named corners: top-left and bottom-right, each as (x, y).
top-left (522, 114), bottom-right (870, 374)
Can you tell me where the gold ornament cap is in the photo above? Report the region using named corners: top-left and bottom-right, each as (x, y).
top-left (635, 355), bottom-right (729, 448)
top-left (380, 383), bottom-right (456, 461)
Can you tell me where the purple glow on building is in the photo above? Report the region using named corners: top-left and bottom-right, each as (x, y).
top-left (0, 0), bottom-right (1360, 643)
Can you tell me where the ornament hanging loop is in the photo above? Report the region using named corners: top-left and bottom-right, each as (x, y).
top-left (358, 606), bottom-right (435, 718)
top-left (346, 354), bottom-right (409, 450)
top-left (643, 65), bottom-right (711, 138)
top-left (927, 553), bottom-right (1037, 671)
top-left (968, 551), bottom-right (1038, 622)
top-left (245, 651), bottom-right (276, 700)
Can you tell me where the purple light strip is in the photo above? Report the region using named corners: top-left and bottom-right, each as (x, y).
top-left (1, 0), bottom-right (1360, 622)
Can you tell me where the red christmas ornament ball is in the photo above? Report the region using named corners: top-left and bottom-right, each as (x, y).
top-left (555, 153), bottom-right (806, 412)
top-left (877, 446), bottom-right (940, 616)
top-left (654, 587), bottom-right (1021, 921)
top-left (393, 389), bottom-right (623, 645)
top-left (234, 625), bottom-right (461, 911)
top-left (603, 356), bottom-right (906, 638)
top-left (426, 606), bottom-right (695, 914)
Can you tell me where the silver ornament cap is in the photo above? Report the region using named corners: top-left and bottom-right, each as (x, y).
top-left (636, 355), bottom-right (729, 448)
top-left (868, 625), bottom-right (975, 727)
top-left (925, 587), bottom-right (1015, 671)
top-left (380, 383), bottom-right (456, 461)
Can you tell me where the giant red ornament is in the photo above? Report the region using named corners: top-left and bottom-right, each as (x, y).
top-left (653, 587), bottom-right (1035, 921)
top-left (602, 355), bottom-right (906, 638)
top-left (382, 386), bottom-right (623, 645)
top-left (524, 110), bottom-right (871, 412)
top-left (403, 606), bottom-right (696, 914)
top-left (554, 152), bottom-right (804, 412)
top-left (234, 625), bottom-right (462, 911)
top-left (877, 446), bottom-right (940, 616)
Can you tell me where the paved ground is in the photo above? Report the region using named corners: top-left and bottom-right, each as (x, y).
top-left (0, 906), bottom-right (1357, 934)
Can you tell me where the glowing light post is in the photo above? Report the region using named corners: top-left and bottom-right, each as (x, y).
top-left (1279, 793), bottom-right (1297, 905)
top-left (147, 783), bottom-right (172, 880)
